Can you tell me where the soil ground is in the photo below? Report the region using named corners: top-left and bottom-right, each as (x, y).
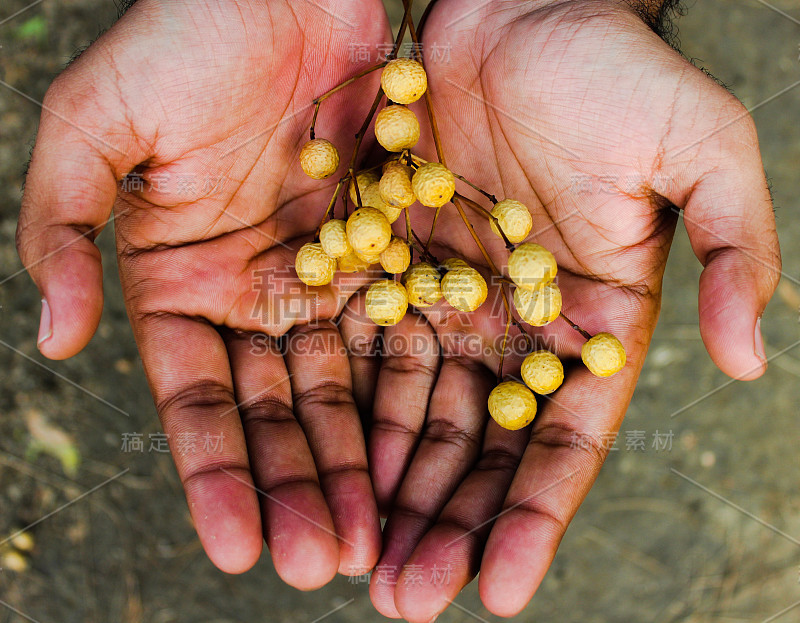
top-left (1, 1), bottom-right (799, 621)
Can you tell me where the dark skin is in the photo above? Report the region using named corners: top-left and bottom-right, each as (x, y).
top-left (17, 0), bottom-right (780, 620)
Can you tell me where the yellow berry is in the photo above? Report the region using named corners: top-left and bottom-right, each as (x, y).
top-left (299, 138), bottom-right (339, 179)
top-left (488, 381), bottom-right (537, 431)
top-left (508, 243), bottom-right (558, 291)
top-left (441, 267), bottom-right (487, 312)
top-left (513, 282), bottom-right (562, 326)
top-left (1, 550), bottom-right (28, 573)
top-left (356, 250), bottom-right (382, 264)
top-left (402, 262), bottom-right (443, 307)
top-left (521, 351), bottom-right (564, 394)
top-left (295, 242), bottom-right (336, 286)
top-left (380, 237), bottom-right (411, 274)
top-left (490, 199), bottom-right (532, 244)
top-left (366, 279), bottom-right (409, 326)
top-left (346, 207), bottom-right (392, 257)
top-left (379, 162), bottom-right (416, 208)
top-left (338, 250), bottom-right (373, 273)
top-left (440, 257), bottom-right (469, 272)
top-left (581, 332), bottom-right (626, 377)
top-left (362, 181), bottom-right (402, 223)
top-left (319, 219), bottom-right (351, 258)
top-left (412, 162), bottom-right (456, 208)
top-left (350, 170), bottom-right (380, 204)
top-left (380, 58), bottom-right (428, 104)
top-left (9, 531), bottom-right (34, 552)
top-left (375, 105), bottom-right (420, 152)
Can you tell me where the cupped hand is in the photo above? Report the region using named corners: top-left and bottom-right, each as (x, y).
top-left (17, 0), bottom-right (392, 584)
top-left (367, 1), bottom-right (781, 619)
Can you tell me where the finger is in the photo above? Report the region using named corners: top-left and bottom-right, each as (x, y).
top-left (132, 314), bottom-right (262, 574)
top-left (17, 60), bottom-right (148, 359)
top-left (369, 357), bottom-right (493, 618)
top-left (370, 310), bottom-right (440, 514)
top-left (122, 241), bottom-right (377, 337)
top-left (285, 322), bottom-right (381, 576)
top-left (478, 348), bottom-right (643, 617)
top-left (225, 331), bottom-right (340, 590)
top-left (338, 288), bottom-right (382, 423)
top-left (669, 104), bottom-right (780, 380)
top-left (394, 419), bottom-right (529, 623)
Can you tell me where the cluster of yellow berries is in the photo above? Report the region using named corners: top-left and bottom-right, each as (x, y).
top-left (297, 56), bottom-right (627, 430)
top-left (0, 530), bottom-right (34, 573)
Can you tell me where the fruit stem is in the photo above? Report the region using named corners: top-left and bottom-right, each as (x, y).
top-left (452, 172), bottom-right (498, 204)
top-left (403, 1), bottom-right (518, 376)
top-left (409, 229), bottom-right (439, 264)
top-left (310, 62), bottom-right (388, 140)
top-left (559, 312), bottom-right (593, 340)
top-left (314, 177), bottom-right (347, 240)
top-left (404, 206), bottom-right (414, 262)
top-left (454, 191), bottom-right (515, 251)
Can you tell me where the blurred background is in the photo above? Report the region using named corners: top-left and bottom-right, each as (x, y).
top-left (1, 0), bottom-right (799, 621)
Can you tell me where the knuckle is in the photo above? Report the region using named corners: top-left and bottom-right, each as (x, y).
top-left (293, 380), bottom-right (353, 412)
top-left (474, 447), bottom-right (521, 474)
top-left (529, 423), bottom-right (609, 465)
top-left (239, 395), bottom-right (294, 424)
top-left (423, 418), bottom-right (481, 452)
top-left (155, 379), bottom-right (235, 419)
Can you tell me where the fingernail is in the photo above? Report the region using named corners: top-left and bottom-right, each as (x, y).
top-left (37, 298), bottom-right (52, 347)
top-left (754, 317), bottom-right (766, 364)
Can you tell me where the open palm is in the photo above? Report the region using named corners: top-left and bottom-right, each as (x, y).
top-left (367, 1), bottom-right (780, 619)
top-left (17, 0), bottom-right (393, 585)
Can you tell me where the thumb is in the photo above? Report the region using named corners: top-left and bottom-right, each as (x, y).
top-left (16, 48), bottom-right (148, 360)
top-left (674, 115), bottom-right (780, 380)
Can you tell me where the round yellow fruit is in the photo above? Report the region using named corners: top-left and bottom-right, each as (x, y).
top-left (488, 381), bottom-right (538, 431)
top-left (412, 162), bottom-right (456, 208)
top-left (350, 170), bottom-right (380, 204)
top-left (375, 105), bottom-right (420, 152)
top-left (366, 279), bottom-right (409, 326)
top-left (490, 199), bottom-right (532, 244)
top-left (521, 351), bottom-right (564, 394)
top-left (295, 242), bottom-right (336, 286)
top-left (379, 162), bottom-right (416, 208)
top-left (508, 243), bottom-right (558, 291)
top-left (441, 267), bottom-right (487, 312)
top-left (356, 250), bottom-right (382, 264)
top-left (581, 332), bottom-right (626, 377)
top-left (319, 219), bottom-right (351, 258)
top-left (380, 237), bottom-right (411, 274)
top-left (362, 181), bottom-right (402, 223)
top-left (10, 531), bottom-right (34, 552)
top-left (380, 58), bottom-right (428, 104)
top-left (338, 250), bottom-right (373, 273)
top-left (402, 262), bottom-right (443, 307)
top-left (513, 282), bottom-right (562, 326)
top-left (346, 207), bottom-right (392, 257)
top-left (1, 550), bottom-right (28, 573)
top-left (299, 138), bottom-right (339, 179)
top-left (440, 257), bottom-right (469, 272)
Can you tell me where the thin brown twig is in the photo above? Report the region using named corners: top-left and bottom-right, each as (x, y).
top-left (310, 62), bottom-right (388, 139)
top-left (314, 178), bottom-right (347, 239)
top-left (454, 191), bottom-right (515, 251)
top-left (404, 6), bottom-right (516, 379)
top-left (559, 311), bottom-right (593, 340)
top-left (311, 0), bottom-right (415, 233)
top-left (452, 171), bottom-right (498, 203)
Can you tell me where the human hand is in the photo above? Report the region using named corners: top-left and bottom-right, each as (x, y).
top-left (367, 1), bottom-right (781, 619)
top-left (16, 0), bottom-right (392, 586)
